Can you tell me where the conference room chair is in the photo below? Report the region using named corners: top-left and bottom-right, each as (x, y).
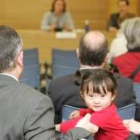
top-left (24, 48), bottom-right (38, 57)
top-left (62, 103), bottom-right (136, 121)
top-left (19, 48), bottom-right (40, 89)
top-left (52, 65), bottom-right (78, 79)
top-left (51, 48), bottom-right (79, 78)
top-left (133, 82), bottom-right (140, 104)
top-left (117, 103), bottom-right (136, 120)
top-left (52, 48), bottom-right (77, 58)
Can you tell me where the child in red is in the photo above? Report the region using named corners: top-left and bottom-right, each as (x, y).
top-left (55, 69), bottom-right (129, 140)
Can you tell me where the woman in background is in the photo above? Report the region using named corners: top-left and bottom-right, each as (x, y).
top-left (113, 17), bottom-right (140, 83)
top-left (107, 18), bottom-right (132, 63)
top-left (40, 0), bottom-right (74, 31)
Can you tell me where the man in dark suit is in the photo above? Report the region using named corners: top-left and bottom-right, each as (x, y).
top-left (106, 0), bottom-right (135, 32)
top-left (48, 31), bottom-right (136, 124)
top-left (0, 25), bottom-right (98, 140)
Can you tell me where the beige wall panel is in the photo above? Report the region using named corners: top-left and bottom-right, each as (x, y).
top-left (0, 0), bottom-right (108, 30)
top-left (109, 0), bottom-right (137, 15)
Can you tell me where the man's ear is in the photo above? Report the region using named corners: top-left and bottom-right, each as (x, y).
top-left (105, 53), bottom-right (109, 63)
top-left (76, 48), bottom-right (79, 58)
top-left (102, 53), bottom-right (109, 67)
top-left (80, 91), bottom-right (84, 98)
top-left (17, 51), bottom-right (23, 68)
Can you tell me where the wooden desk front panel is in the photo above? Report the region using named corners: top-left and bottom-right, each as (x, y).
top-left (18, 30), bottom-right (115, 64)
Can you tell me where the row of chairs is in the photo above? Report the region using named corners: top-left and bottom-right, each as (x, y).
top-left (19, 48), bottom-right (40, 89)
top-left (62, 103), bottom-right (136, 121)
top-left (52, 48), bottom-right (79, 78)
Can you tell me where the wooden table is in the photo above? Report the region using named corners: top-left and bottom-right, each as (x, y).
top-left (17, 30), bottom-right (115, 64)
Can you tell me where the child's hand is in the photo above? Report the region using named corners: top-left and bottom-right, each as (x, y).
top-left (70, 110), bottom-right (80, 119)
top-left (55, 124), bottom-right (61, 132)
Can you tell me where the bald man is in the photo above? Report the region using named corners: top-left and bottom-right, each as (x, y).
top-left (48, 31), bottom-right (136, 124)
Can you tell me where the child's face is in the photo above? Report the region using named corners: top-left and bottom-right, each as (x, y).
top-left (82, 83), bottom-right (115, 112)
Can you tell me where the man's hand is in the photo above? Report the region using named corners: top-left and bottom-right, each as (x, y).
top-left (123, 119), bottom-right (140, 135)
top-left (76, 114), bottom-right (99, 133)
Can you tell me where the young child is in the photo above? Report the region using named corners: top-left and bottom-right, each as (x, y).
top-left (55, 69), bottom-right (129, 140)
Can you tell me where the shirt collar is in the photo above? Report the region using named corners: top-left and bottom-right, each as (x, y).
top-left (0, 73), bottom-right (18, 81)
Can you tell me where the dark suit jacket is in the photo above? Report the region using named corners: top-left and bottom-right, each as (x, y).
top-left (0, 75), bottom-right (91, 140)
top-left (48, 70), bottom-right (136, 124)
top-left (106, 13), bottom-right (135, 30)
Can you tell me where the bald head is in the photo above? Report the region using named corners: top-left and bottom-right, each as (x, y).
top-left (84, 31), bottom-right (107, 51)
top-left (78, 31), bottom-right (108, 66)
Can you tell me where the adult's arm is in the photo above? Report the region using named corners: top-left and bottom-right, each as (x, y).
top-left (115, 76), bottom-right (136, 108)
top-left (123, 119), bottom-right (140, 135)
top-left (64, 13), bottom-right (75, 31)
top-left (24, 94), bottom-right (92, 140)
top-left (106, 13), bottom-right (119, 31)
top-left (40, 13), bottom-right (52, 31)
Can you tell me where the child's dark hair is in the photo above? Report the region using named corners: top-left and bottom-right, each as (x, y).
top-left (80, 69), bottom-right (117, 97)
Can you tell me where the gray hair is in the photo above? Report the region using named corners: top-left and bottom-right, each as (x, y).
top-left (118, 18), bottom-right (133, 34)
top-left (124, 17), bottom-right (140, 50)
top-left (0, 26), bottom-right (23, 72)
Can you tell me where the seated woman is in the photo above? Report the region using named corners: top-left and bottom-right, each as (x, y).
top-left (113, 17), bottom-right (140, 83)
top-left (107, 18), bottom-right (132, 63)
top-left (40, 0), bottom-right (74, 31)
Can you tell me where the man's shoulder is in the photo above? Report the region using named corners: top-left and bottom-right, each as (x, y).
top-left (50, 74), bottom-right (75, 85)
top-left (110, 13), bottom-right (119, 18)
top-left (17, 82), bottom-right (46, 99)
top-left (117, 74), bottom-right (133, 85)
top-left (48, 74), bottom-right (76, 93)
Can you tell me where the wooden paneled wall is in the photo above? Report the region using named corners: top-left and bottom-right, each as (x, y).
top-left (109, 0), bottom-right (137, 14)
top-left (0, 0), bottom-right (138, 30)
top-left (138, 0), bottom-right (140, 16)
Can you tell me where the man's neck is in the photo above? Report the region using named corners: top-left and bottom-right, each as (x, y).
top-left (2, 69), bottom-right (20, 80)
top-left (80, 64), bottom-right (103, 70)
top-left (0, 73), bottom-right (18, 81)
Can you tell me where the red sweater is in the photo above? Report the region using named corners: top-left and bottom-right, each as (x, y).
top-left (60, 104), bottom-right (129, 140)
top-left (113, 52), bottom-right (140, 83)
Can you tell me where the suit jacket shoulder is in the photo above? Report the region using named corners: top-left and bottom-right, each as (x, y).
top-left (115, 75), bottom-right (136, 108)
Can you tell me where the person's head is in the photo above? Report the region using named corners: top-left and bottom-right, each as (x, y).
top-left (80, 69), bottom-right (117, 111)
top-left (118, 0), bottom-right (129, 15)
top-left (77, 31), bottom-right (108, 68)
top-left (124, 17), bottom-right (140, 50)
top-left (118, 18), bottom-right (132, 34)
top-left (51, 0), bottom-right (66, 14)
top-left (0, 25), bottom-right (23, 78)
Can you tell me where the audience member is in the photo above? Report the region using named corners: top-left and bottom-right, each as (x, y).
top-left (106, 0), bottom-right (135, 32)
top-left (0, 25), bottom-right (99, 140)
top-left (48, 31), bottom-right (135, 124)
top-left (40, 0), bottom-right (74, 31)
top-left (55, 69), bottom-right (129, 140)
top-left (123, 119), bottom-right (140, 136)
top-left (113, 17), bottom-right (140, 83)
top-left (108, 18), bottom-right (131, 63)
